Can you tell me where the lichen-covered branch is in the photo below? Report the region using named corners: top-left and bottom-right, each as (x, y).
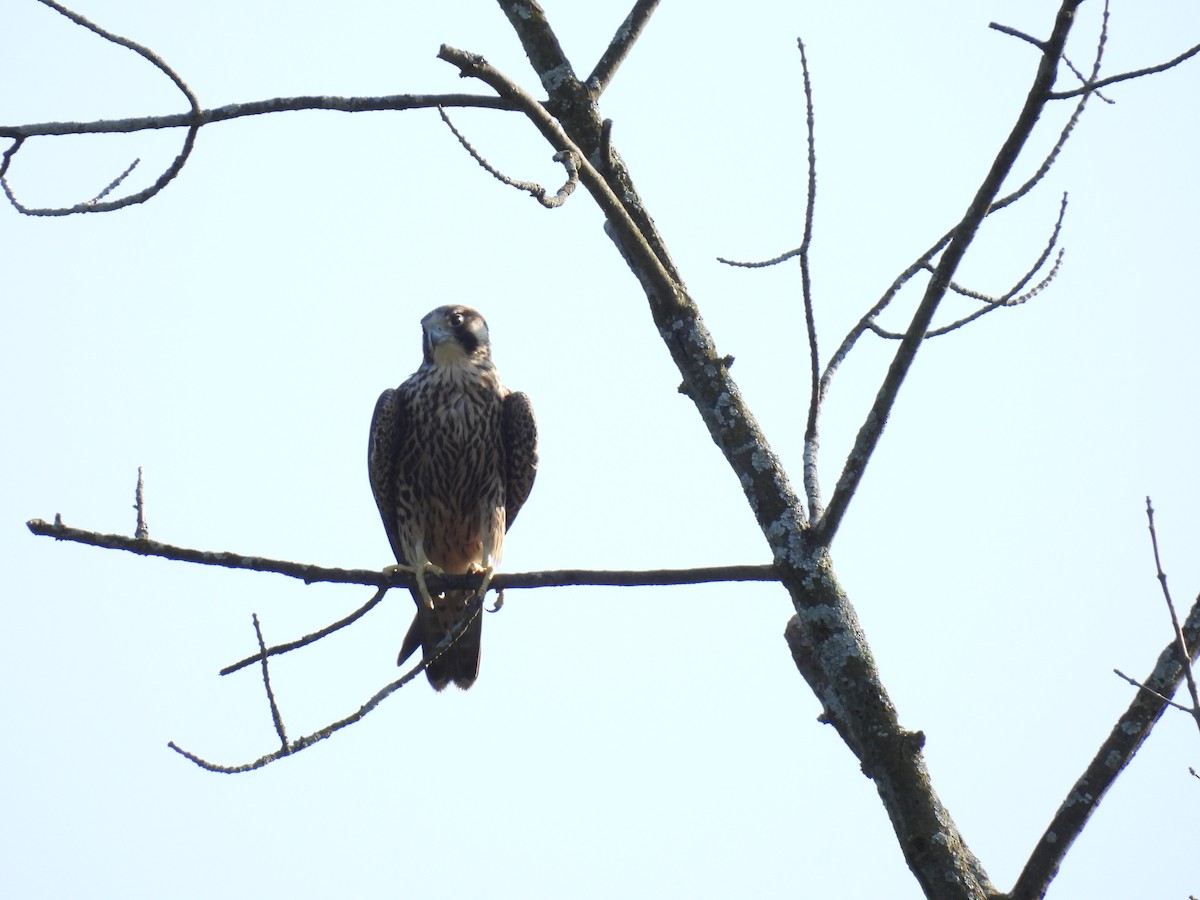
top-left (586, 0), bottom-right (661, 95)
top-left (1009, 589), bottom-right (1200, 900)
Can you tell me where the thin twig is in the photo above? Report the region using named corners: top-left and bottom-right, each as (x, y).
top-left (586, 0), bottom-right (661, 95)
top-left (251, 614), bottom-right (288, 751)
top-left (794, 38), bottom-right (823, 522)
top-left (25, 516), bottom-right (779, 590)
top-left (89, 158), bottom-right (140, 204)
top-left (822, 24), bottom-right (1090, 377)
top-left (716, 246), bottom-right (803, 268)
top-left (3, 0), bottom-right (202, 215)
top-left (220, 587), bottom-right (389, 676)
top-left (133, 467), bottom-right (149, 540)
top-left (1113, 668), bottom-right (1194, 714)
top-left (988, 22), bottom-right (1044, 50)
top-left (1145, 497), bottom-right (1200, 735)
top-left (438, 107), bottom-right (578, 208)
top-left (815, 1), bottom-right (1086, 546)
top-left (1048, 39), bottom-right (1200, 99)
top-left (168, 603), bottom-right (483, 773)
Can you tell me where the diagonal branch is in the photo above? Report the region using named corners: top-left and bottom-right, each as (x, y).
top-left (814, 1), bottom-right (1084, 547)
top-left (494, 0), bottom-right (581, 105)
top-left (220, 587), bottom-right (389, 676)
top-left (819, 12), bottom-right (1100, 407)
top-left (586, 0), bottom-right (661, 96)
top-left (437, 43), bottom-right (810, 550)
top-left (1009, 588), bottom-right (1200, 900)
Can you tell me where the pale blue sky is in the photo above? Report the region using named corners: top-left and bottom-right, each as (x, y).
top-left (3, 2), bottom-right (1198, 897)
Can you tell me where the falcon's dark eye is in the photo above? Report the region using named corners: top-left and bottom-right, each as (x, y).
top-left (448, 311), bottom-right (465, 328)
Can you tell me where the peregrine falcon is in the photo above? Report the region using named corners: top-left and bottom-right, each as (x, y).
top-left (368, 305), bottom-right (537, 690)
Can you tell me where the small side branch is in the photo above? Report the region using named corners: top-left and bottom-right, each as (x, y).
top-left (1048, 39), bottom-right (1200, 99)
top-left (1009, 586), bottom-right (1200, 900)
top-left (168, 604), bottom-right (483, 774)
top-left (133, 467), bottom-right (149, 540)
top-left (794, 38), bottom-right (822, 523)
top-left (1145, 497), bottom-right (1200, 735)
top-left (220, 587), bottom-right (389, 676)
top-left (438, 107), bottom-right (578, 208)
top-left (252, 614), bottom-right (288, 751)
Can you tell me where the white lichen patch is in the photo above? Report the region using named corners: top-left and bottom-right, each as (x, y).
top-left (540, 63), bottom-right (573, 93)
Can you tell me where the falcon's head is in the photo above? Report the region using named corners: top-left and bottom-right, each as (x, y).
top-left (420, 305), bottom-right (491, 366)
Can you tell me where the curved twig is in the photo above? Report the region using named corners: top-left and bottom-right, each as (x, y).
top-left (438, 107), bottom-right (578, 207)
top-left (868, 192), bottom-right (1068, 341)
top-left (3, 0), bottom-right (201, 215)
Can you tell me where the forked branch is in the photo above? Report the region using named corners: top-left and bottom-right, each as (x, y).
top-left (169, 603), bottom-right (485, 773)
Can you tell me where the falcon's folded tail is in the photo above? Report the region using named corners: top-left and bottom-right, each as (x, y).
top-left (397, 590), bottom-right (483, 691)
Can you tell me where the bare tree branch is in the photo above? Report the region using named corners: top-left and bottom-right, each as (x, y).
top-left (1114, 668), bottom-right (1196, 714)
top-left (169, 603), bottom-right (484, 774)
top-left (251, 614), bottom-right (288, 751)
top-left (3, 0), bottom-right (201, 214)
top-left (220, 587), bottom-right (389, 676)
top-left (586, 0), bottom-right (661, 96)
top-left (1048, 39), bottom-right (1200, 99)
top-left (793, 39), bottom-right (823, 524)
top-left (1010, 588), bottom-right (1200, 900)
top-left (438, 107), bottom-right (579, 207)
top-left (459, 13), bottom-right (1008, 897)
top-left (815, 1), bottom-right (1085, 546)
top-left (25, 516), bottom-right (778, 591)
top-left (1145, 497), bottom-right (1200, 735)
top-left (0, 94), bottom-right (516, 141)
top-left (495, 0), bottom-right (581, 105)
top-left (867, 194), bottom-right (1067, 342)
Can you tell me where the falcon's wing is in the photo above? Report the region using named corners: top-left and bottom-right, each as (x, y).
top-left (501, 391), bottom-right (538, 531)
top-left (367, 387), bottom-right (409, 566)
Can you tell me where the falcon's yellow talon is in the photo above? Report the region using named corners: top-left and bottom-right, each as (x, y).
top-left (383, 561), bottom-right (443, 609)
